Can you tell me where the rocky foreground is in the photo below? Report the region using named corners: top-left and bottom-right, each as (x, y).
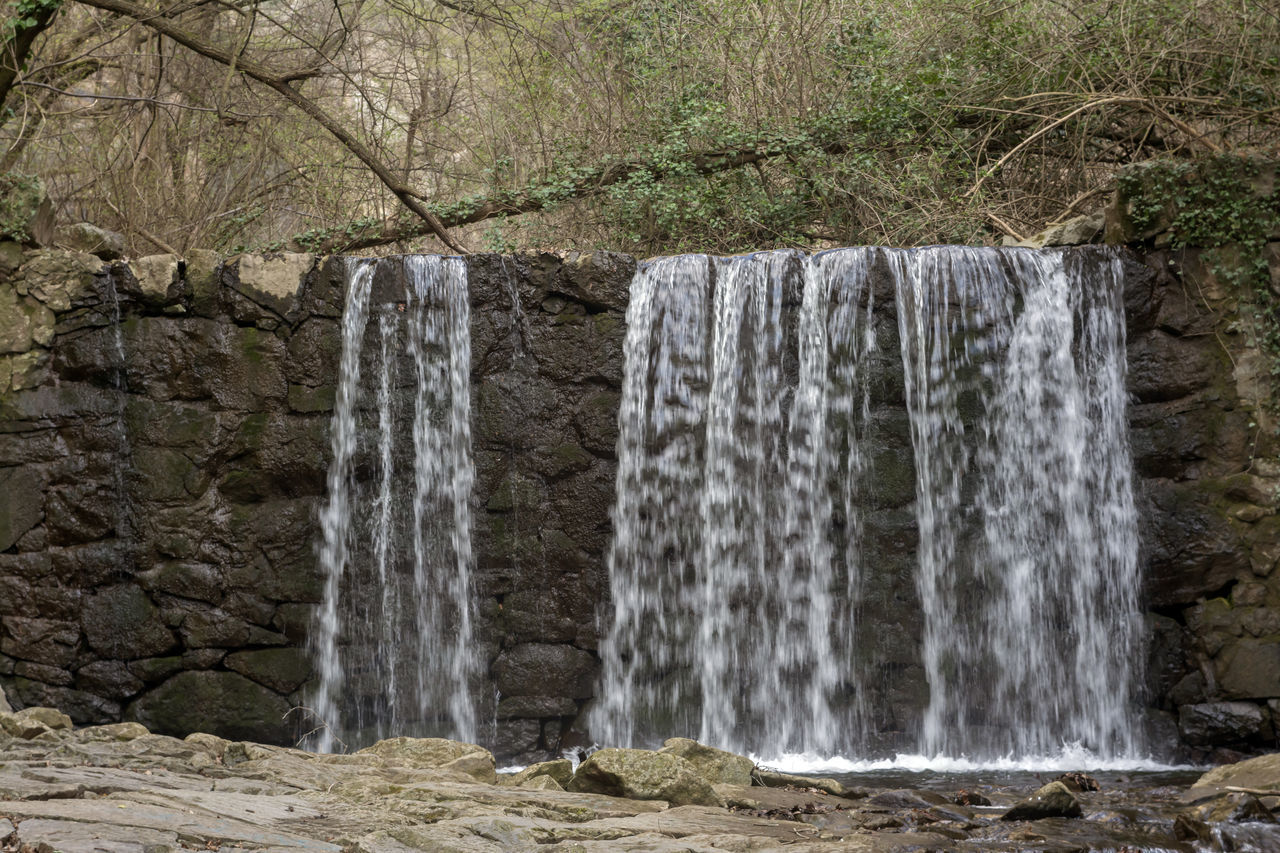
top-left (3, 707), bottom-right (1280, 851)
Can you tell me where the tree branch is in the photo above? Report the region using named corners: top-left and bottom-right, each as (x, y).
top-left (289, 138), bottom-right (852, 253)
top-left (71, 0), bottom-right (467, 253)
top-left (1, 0), bottom-right (63, 109)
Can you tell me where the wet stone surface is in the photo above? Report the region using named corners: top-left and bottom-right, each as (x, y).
top-left (2, 717), bottom-right (1280, 852)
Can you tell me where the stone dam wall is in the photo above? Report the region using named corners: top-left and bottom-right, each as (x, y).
top-left (1, 164), bottom-right (1278, 762)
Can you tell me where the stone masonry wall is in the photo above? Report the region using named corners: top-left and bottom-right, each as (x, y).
top-left (1, 159), bottom-right (1277, 761)
top-left (0, 248), bottom-right (632, 757)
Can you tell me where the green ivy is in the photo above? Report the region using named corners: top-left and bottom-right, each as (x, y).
top-left (0, 172), bottom-right (44, 242)
top-left (1119, 155), bottom-right (1280, 419)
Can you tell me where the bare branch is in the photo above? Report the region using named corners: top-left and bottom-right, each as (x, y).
top-left (72, 0), bottom-right (467, 252)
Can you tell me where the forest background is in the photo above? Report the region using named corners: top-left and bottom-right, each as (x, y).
top-left (1, 0), bottom-right (1276, 258)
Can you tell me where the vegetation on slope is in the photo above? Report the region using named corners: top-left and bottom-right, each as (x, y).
top-left (1, 0), bottom-right (1276, 256)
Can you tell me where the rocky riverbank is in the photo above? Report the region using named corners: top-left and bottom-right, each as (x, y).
top-left (3, 706), bottom-right (1280, 851)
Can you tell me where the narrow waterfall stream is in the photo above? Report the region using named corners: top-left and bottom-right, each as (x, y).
top-left (308, 256), bottom-right (477, 752)
top-left (594, 246), bottom-right (1144, 764)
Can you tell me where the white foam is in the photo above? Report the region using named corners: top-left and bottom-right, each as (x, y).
top-left (753, 743), bottom-right (1195, 774)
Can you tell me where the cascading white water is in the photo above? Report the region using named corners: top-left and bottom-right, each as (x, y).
top-left (592, 249), bottom-right (877, 756)
top-left (595, 245), bottom-right (1142, 762)
top-left (895, 247), bottom-right (1141, 760)
top-left (308, 256), bottom-right (477, 752)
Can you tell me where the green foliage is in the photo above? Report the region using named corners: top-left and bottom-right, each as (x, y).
top-left (1120, 156), bottom-right (1280, 423)
top-left (2, 0), bottom-right (60, 37)
top-left (0, 171), bottom-right (43, 241)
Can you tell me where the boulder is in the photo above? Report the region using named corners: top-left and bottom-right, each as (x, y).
top-left (125, 670), bottom-right (292, 744)
top-left (15, 705), bottom-right (73, 731)
top-left (658, 737), bottom-right (754, 786)
top-left (1000, 781), bottom-right (1083, 820)
top-left (356, 737), bottom-right (496, 783)
top-left (1178, 701), bottom-right (1267, 745)
top-left (567, 748), bottom-right (722, 806)
top-left (520, 774), bottom-right (564, 791)
top-left (1190, 752), bottom-right (1280, 794)
top-left (503, 759), bottom-right (574, 789)
top-left (55, 223), bottom-right (124, 260)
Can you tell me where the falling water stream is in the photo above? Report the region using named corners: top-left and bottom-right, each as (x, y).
top-left (309, 256), bottom-right (476, 752)
top-left (310, 247), bottom-right (1144, 767)
top-left (593, 246), bottom-right (1145, 765)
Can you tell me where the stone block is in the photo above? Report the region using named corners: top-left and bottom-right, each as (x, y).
top-left (81, 585), bottom-right (176, 660)
top-left (1, 616), bottom-right (78, 666)
top-left (0, 284), bottom-right (55, 354)
top-left (1218, 639), bottom-right (1280, 699)
top-left (492, 643), bottom-right (596, 699)
top-left (74, 660), bottom-right (145, 699)
top-left (18, 251), bottom-right (104, 311)
top-left (0, 465), bottom-right (44, 551)
top-left (127, 254), bottom-right (182, 305)
top-left (233, 253), bottom-right (314, 321)
top-left (1178, 701), bottom-right (1266, 745)
top-left (125, 670), bottom-right (293, 744)
top-left (224, 647), bottom-right (311, 694)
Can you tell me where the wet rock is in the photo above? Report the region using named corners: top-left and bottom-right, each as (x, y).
top-left (954, 789), bottom-right (991, 806)
top-left (223, 647), bottom-right (310, 694)
top-left (658, 737), bottom-right (754, 786)
top-left (1185, 791), bottom-right (1276, 824)
top-left (754, 768), bottom-right (865, 799)
top-left (81, 585), bottom-right (176, 660)
top-left (503, 758), bottom-right (573, 788)
top-left (567, 747), bottom-right (722, 806)
top-left (0, 465), bottom-right (44, 551)
top-left (1056, 771), bottom-right (1100, 792)
top-left (492, 643), bottom-right (596, 698)
top-left (1000, 781), bottom-right (1082, 820)
top-left (125, 670), bottom-right (292, 744)
top-left (1179, 701), bottom-right (1267, 745)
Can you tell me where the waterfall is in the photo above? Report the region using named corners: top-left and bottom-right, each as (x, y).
top-left (897, 248), bottom-right (1140, 760)
top-left (308, 256), bottom-right (477, 752)
top-left (594, 246), bottom-right (1142, 762)
top-left (592, 249), bottom-right (876, 756)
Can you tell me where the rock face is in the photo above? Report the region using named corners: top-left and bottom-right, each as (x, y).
top-left (567, 748), bottom-right (723, 806)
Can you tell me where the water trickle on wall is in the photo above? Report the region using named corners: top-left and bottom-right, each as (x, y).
top-left (594, 246), bottom-right (1142, 761)
top-left (308, 256), bottom-right (477, 752)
